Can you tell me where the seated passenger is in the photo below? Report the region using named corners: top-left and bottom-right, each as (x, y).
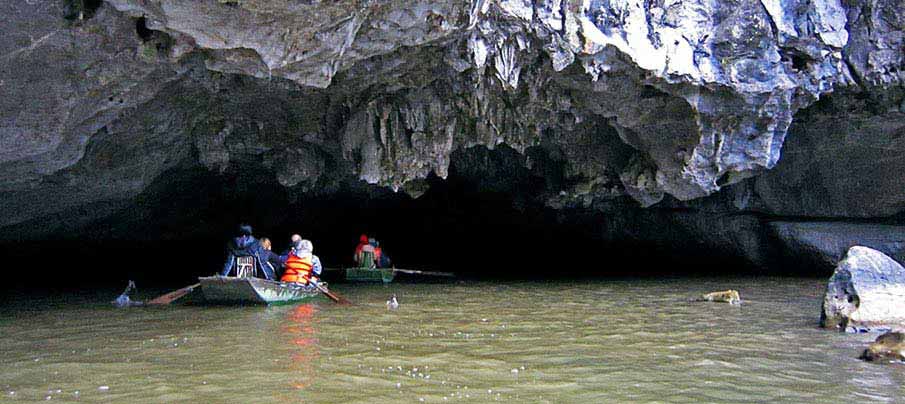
top-left (307, 240), bottom-right (323, 285)
top-left (354, 237), bottom-right (376, 267)
top-left (282, 239), bottom-right (319, 286)
top-left (373, 240), bottom-right (392, 268)
top-left (371, 238), bottom-right (384, 268)
top-left (221, 224), bottom-right (275, 280)
top-left (259, 237), bottom-right (283, 277)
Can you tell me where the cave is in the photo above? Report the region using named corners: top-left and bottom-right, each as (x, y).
top-left (1, 145), bottom-right (770, 292)
top-left (1, 0), bottom-right (902, 292)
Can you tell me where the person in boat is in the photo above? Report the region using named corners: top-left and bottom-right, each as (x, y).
top-left (307, 239), bottom-right (323, 284)
top-left (259, 237), bottom-right (283, 277)
top-left (281, 239), bottom-right (321, 286)
top-left (220, 224), bottom-right (275, 280)
top-left (354, 235), bottom-right (376, 266)
top-left (373, 239), bottom-right (392, 268)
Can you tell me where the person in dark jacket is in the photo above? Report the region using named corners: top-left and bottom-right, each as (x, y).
top-left (259, 237), bottom-right (283, 277)
top-left (220, 224), bottom-right (275, 280)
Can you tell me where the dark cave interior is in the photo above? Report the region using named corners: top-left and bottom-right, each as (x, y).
top-left (0, 147), bottom-right (822, 293)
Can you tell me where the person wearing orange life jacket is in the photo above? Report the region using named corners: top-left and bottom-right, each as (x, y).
top-left (372, 239), bottom-right (392, 268)
top-left (369, 238), bottom-right (386, 268)
top-left (281, 239), bottom-right (322, 285)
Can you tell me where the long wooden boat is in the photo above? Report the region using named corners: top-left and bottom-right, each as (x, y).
top-left (197, 275), bottom-right (326, 305)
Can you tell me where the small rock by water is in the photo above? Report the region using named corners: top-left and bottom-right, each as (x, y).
top-left (697, 290), bottom-right (741, 305)
top-left (859, 331), bottom-right (905, 363)
top-left (386, 294), bottom-right (399, 310)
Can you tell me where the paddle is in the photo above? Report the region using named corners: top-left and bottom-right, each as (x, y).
top-left (147, 283), bottom-right (201, 305)
top-left (391, 268), bottom-right (455, 278)
top-left (313, 282), bottom-right (352, 305)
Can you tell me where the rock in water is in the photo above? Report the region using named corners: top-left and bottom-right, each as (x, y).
top-left (860, 331), bottom-right (905, 363)
top-left (698, 290), bottom-right (741, 305)
top-left (386, 294), bottom-right (399, 310)
top-left (820, 247), bottom-right (905, 332)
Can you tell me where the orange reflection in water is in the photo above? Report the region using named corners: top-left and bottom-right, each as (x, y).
top-left (280, 304), bottom-right (320, 393)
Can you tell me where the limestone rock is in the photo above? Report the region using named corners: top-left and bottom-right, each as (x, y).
top-left (860, 331), bottom-right (905, 363)
top-left (769, 222), bottom-right (905, 269)
top-left (698, 290), bottom-right (741, 304)
top-left (820, 247), bottom-right (905, 332)
top-left (0, 0), bottom-right (904, 250)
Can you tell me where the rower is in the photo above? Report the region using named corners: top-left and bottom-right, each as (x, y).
top-left (354, 235), bottom-right (376, 267)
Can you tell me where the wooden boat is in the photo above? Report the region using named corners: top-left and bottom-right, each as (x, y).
top-left (344, 267), bottom-right (396, 283)
top-left (328, 250), bottom-right (455, 283)
top-left (197, 275), bottom-right (326, 305)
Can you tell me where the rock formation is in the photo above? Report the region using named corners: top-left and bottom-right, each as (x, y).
top-left (0, 0), bottom-right (903, 270)
top-left (860, 331), bottom-right (905, 362)
top-left (821, 246), bottom-right (905, 332)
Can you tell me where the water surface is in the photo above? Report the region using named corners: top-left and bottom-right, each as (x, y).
top-left (2, 278), bottom-right (903, 402)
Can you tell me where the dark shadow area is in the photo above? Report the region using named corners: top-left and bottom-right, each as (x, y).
top-left (64, 0), bottom-right (102, 21)
top-left (0, 147), bottom-right (789, 292)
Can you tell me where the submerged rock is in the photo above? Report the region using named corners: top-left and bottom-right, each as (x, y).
top-left (860, 331), bottom-right (905, 363)
top-left (697, 290), bottom-right (741, 304)
top-left (820, 247), bottom-right (905, 332)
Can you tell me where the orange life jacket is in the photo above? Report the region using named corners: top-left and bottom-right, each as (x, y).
top-left (282, 254), bottom-right (313, 284)
top-left (374, 247), bottom-right (383, 266)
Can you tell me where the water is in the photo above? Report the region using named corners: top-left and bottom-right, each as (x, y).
top-left (1, 277), bottom-right (903, 402)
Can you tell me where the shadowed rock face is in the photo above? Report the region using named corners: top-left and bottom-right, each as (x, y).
top-left (0, 0), bottom-right (904, 269)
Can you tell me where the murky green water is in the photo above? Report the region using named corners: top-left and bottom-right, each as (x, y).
top-left (1, 277), bottom-right (903, 403)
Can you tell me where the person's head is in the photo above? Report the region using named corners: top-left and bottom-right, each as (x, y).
top-left (368, 237), bottom-right (377, 247)
top-left (290, 234), bottom-right (302, 245)
top-left (239, 224), bottom-right (253, 236)
top-left (295, 239), bottom-right (313, 257)
top-left (261, 238), bottom-right (272, 251)
top-left (360, 234), bottom-right (368, 243)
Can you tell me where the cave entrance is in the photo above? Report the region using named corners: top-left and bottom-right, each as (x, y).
top-left (1, 146), bottom-right (760, 290)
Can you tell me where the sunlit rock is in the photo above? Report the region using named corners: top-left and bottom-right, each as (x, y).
top-left (821, 247), bottom-right (905, 332)
top-left (697, 290), bottom-right (741, 304)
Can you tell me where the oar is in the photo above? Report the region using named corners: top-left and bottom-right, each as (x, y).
top-left (313, 282), bottom-right (352, 305)
top-left (391, 268), bottom-right (455, 277)
top-left (147, 283), bottom-right (201, 305)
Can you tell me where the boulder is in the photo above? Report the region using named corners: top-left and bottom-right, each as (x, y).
top-left (820, 247), bottom-right (905, 332)
top-left (859, 331), bottom-right (905, 363)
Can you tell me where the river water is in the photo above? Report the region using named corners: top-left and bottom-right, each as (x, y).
top-left (1, 277), bottom-right (903, 403)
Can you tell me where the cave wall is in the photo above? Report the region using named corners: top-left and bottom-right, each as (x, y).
top-left (1, 0), bottom-right (904, 273)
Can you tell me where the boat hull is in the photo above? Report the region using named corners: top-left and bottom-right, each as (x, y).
top-left (345, 268), bottom-right (395, 283)
top-left (198, 276), bottom-right (325, 305)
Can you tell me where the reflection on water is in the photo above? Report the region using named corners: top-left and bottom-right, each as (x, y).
top-left (1, 278), bottom-right (904, 402)
top-left (283, 304), bottom-right (319, 392)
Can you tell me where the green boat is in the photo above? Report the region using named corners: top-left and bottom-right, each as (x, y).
top-left (341, 250), bottom-right (396, 283)
top-left (344, 267), bottom-right (396, 283)
top-left (334, 251), bottom-right (454, 283)
top-left (198, 275), bottom-right (326, 305)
